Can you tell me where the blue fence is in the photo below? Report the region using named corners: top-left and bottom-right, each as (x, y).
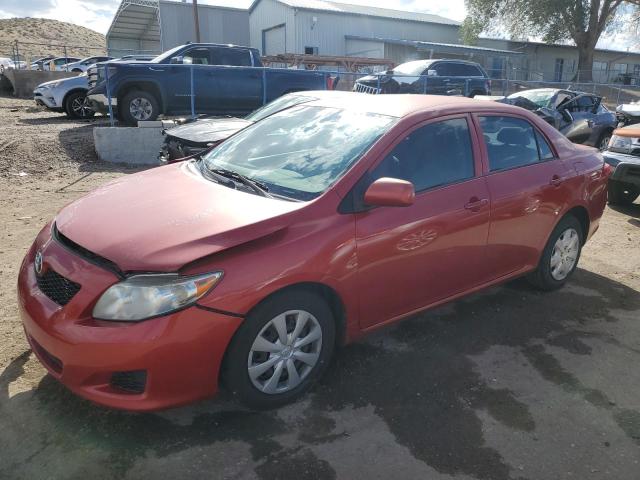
top-left (99, 63), bottom-right (640, 126)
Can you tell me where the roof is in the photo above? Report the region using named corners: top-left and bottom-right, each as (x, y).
top-left (305, 93), bottom-right (520, 118)
top-left (346, 36), bottom-right (522, 56)
top-left (250, 0), bottom-right (460, 26)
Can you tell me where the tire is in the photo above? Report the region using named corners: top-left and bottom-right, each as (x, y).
top-left (223, 290), bottom-right (336, 409)
top-left (597, 131), bottom-right (612, 151)
top-left (527, 215), bottom-right (583, 291)
top-left (64, 91), bottom-right (95, 119)
top-left (608, 180), bottom-right (639, 205)
top-left (120, 90), bottom-right (160, 125)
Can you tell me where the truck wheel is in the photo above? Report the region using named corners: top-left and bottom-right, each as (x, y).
top-left (121, 90), bottom-right (159, 125)
top-left (608, 180), bottom-right (639, 205)
top-left (527, 215), bottom-right (583, 291)
top-left (65, 91), bottom-right (95, 119)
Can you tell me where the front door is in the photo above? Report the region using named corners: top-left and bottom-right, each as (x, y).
top-left (475, 114), bottom-right (573, 278)
top-left (354, 115), bottom-right (491, 329)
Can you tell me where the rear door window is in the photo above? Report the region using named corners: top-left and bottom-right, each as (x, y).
top-left (434, 63), bottom-right (454, 77)
top-left (479, 116), bottom-right (552, 171)
top-left (183, 48), bottom-right (211, 65)
top-left (211, 48), bottom-right (252, 67)
top-left (369, 117), bottom-right (476, 192)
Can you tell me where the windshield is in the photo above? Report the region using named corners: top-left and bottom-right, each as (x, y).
top-left (202, 105), bottom-right (395, 201)
top-left (391, 60), bottom-right (433, 76)
top-left (245, 94), bottom-right (315, 123)
top-left (508, 89), bottom-right (557, 108)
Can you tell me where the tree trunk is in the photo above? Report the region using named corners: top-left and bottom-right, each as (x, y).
top-left (574, 41), bottom-right (595, 83)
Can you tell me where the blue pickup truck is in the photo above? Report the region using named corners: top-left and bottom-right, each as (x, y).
top-left (88, 43), bottom-right (337, 125)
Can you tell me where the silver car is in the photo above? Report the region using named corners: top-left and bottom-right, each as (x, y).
top-left (33, 74), bottom-right (95, 119)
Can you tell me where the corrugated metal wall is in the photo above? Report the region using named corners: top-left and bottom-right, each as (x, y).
top-left (159, 2), bottom-right (250, 50)
top-left (250, 0), bottom-right (296, 54)
top-left (294, 10), bottom-right (460, 57)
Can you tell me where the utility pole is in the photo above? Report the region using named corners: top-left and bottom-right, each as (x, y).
top-left (193, 0), bottom-right (201, 43)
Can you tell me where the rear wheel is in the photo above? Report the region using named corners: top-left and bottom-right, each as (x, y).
top-left (224, 290), bottom-right (336, 409)
top-left (65, 91), bottom-right (95, 119)
top-left (608, 180), bottom-right (639, 205)
top-left (527, 215), bottom-right (583, 291)
top-left (598, 131), bottom-right (612, 151)
top-left (120, 90), bottom-right (160, 125)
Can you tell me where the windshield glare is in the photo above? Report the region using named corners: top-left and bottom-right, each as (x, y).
top-left (392, 60), bottom-right (433, 76)
top-left (203, 105), bottom-right (395, 201)
top-left (508, 89), bottom-right (556, 108)
top-left (151, 46), bottom-right (183, 63)
top-left (245, 94), bottom-right (314, 123)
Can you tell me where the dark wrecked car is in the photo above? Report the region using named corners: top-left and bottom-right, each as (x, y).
top-left (602, 124), bottom-right (640, 205)
top-left (353, 59), bottom-right (491, 98)
top-left (616, 101), bottom-right (640, 127)
top-left (159, 90), bottom-right (355, 162)
top-left (498, 88), bottom-right (617, 150)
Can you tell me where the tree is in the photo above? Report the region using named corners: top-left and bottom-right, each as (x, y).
top-left (461, 0), bottom-right (640, 82)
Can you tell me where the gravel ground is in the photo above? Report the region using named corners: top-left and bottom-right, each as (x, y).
top-left (0, 95), bottom-right (639, 480)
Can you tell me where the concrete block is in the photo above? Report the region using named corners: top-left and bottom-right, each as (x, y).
top-left (4, 70), bottom-right (78, 97)
top-left (94, 126), bottom-right (164, 165)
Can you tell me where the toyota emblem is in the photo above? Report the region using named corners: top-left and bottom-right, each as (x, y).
top-left (34, 251), bottom-right (43, 275)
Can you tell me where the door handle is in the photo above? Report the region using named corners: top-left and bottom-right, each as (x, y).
top-left (464, 198), bottom-right (489, 211)
top-left (550, 175), bottom-right (565, 187)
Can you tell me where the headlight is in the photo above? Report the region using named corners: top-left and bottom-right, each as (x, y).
top-left (93, 272), bottom-right (223, 321)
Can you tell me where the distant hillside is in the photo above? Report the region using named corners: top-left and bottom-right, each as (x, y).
top-left (0, 18), bottom-right (106, 61)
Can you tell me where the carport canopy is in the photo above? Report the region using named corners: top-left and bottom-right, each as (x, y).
top-left (107, 0), bottom-right (161, 47)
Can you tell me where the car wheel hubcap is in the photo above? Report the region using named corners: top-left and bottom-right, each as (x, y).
top-left (72, 97), bottom-right (94, 117)
top-left (550, 228), bottom-right (579, 281)
top-left (248, 310), bottom-right (322, 394)
top-left (129, 98), bottom-right (153, 121)
top-left (599, 136), bottom-right (611, 151)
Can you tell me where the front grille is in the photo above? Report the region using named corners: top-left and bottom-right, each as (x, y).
top-left (354, 83), bottom-right (381, 94)
top-left (36, 269), bottom-right (81, 306)
top-left (110, 370), bottom-right (147, 394)
top-left (29, 336), bottom-right (63, 374)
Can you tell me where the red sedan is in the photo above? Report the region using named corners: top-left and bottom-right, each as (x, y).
top-left (18, 94), bottom-right (608, 410)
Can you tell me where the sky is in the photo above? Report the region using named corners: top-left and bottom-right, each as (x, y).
top-left (0, 0), bottom-right (637, 52)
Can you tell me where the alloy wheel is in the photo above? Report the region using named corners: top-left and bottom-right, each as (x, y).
top-left (247, 310), bottom-right (322, 394)
top-left (129, 97), bottom-right (153, 121)
top-left (72, 96), bottom-right (94, 118)
top-left (550, 228), bottom-right (580, 281)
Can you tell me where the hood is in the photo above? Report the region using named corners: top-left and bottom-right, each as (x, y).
top-left (617, 103), bottom-right (640, 116)
top-left (165, 118), bottom-right (251, 144)
top-left (55, 162), bottom-right (307, 272)
top-left (37, 75), bottom-right (87, 89)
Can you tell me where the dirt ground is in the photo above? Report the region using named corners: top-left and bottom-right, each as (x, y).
top-left (0, 95), bottom-right (639, 480)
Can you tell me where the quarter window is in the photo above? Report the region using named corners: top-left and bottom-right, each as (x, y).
top-left (369, 118), bottom-right (475, 192)
top-left (479, 116), bottom-right (553, 171)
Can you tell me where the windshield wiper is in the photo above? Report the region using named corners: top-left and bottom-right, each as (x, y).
top-left (211, 168), bottom-right (272, 198)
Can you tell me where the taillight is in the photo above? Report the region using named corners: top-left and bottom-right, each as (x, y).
top-left (603, 162), bottom-right (613, 177)
top-left (326, 76), bottom-right (336, 90)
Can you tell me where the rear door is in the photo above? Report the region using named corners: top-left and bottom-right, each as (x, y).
top-left (475, 114), bottom-right (574, 277)
top-left (354, 115), bottom-right (491, 328)
top-left (208, 47), bottom-right (262, 114)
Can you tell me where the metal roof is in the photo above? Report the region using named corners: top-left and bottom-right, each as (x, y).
top-left (250, 0), bottom-right (460, 26)
top-left (107, 0), bottom-right (161, 41)
top-left (346, 36), bottom-right (523, 56)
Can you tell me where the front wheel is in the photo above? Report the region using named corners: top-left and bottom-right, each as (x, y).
top-left (120, 90), bottom-right (160, 125)
top-left (527, 215), bottom-right (583, 291)
top-left (65, 91), bottom-right (95, 119)
top-left (598, 132), bottom-right (612, 151)
top-left (223, 290), bottom-right (336, 409)
top-left (608, 180), bottom-right (639, 205)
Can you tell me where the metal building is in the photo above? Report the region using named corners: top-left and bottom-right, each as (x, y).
top-left (106, 0), bottom-right (250, 58)
top-left (249, 0), bottom-right (461, 58)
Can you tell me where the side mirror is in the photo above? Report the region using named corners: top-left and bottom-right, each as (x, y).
top-left (364, 178), bottom-right (415, 208)
top-left (170, 56), bottom-right (184, 64)
top-left (427, 69), bottom-right (438, 77)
